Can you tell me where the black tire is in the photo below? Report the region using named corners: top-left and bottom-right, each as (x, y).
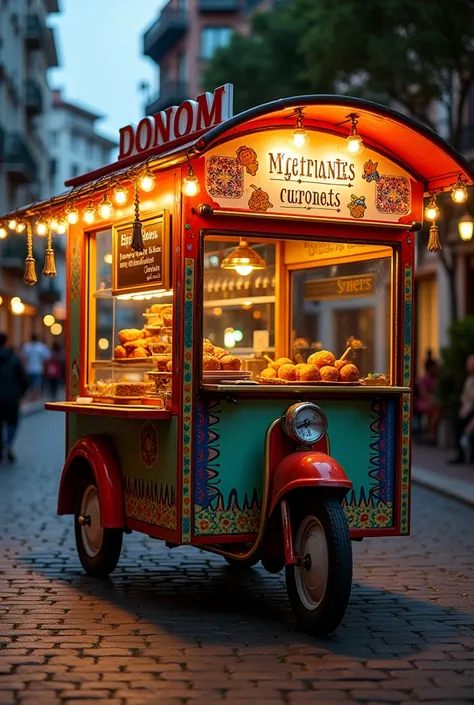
top-left (74, 470), bottom-right (123, 578)
top-left (224, 554), bottom-right (260, 569)
top-left (261, 556), bottom-right (284, 574)
top-left (285, 493), bottom-right (352, 636)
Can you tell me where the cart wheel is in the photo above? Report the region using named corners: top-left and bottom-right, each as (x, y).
top-left (285, 494), bottom-right (352, 636)
top-left (224, 554), bottom-right (260, 569)
top-left (261, 556), bottom-right (284, 574)
top-left (74, 472), bottom-right (123, 578)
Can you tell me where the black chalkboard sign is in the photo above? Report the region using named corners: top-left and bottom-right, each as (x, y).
top-left (112, 211), bottom-right (170, 295)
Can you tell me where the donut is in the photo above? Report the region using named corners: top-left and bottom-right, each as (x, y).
top-left (203, 354), bottom-right (220, 371)
top-left (260, 367), bottom-right (277, 379)
top-left (295, 363), bottom-right (306, 380)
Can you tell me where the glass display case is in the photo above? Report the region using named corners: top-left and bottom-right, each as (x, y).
top-left (202, 235), bottom-right (395, 387)
top-left (86, 228), bottom-right (173, 406)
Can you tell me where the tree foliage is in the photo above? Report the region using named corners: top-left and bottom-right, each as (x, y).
top-left (204, 0), bottom-right (474, 147)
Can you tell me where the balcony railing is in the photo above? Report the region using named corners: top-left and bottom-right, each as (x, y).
top-left (199, 0), bottom-right (239, 10)
top-left (146, 81), bottom-right (189, 115)
top-left (1, 132), bottom-right (38, 184)
top-left (25, 14), bottom-right (44, 50)
top-left (143, 6), bottom-right (188, 63)
top-left (25, 79), bottom-right (43, 115)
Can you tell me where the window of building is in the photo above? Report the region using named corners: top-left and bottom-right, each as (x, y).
top-left (201, 26), bottom-right (232, 60)
top-left (70, 164), bottom-right (79, 178)
top-left (177, 51), bottom-right (186, 83)
top-left (51, 131), bottom-right (58, 147)
top-left (70, 133), bottom-right (79, 150)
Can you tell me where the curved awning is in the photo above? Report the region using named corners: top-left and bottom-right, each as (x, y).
top-left (194, 95), bottom-right (474, 194)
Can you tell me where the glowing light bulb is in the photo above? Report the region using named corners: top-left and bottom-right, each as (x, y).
top-left (452, 183), bottom-right (468, 204)
top-left (424, 199), bottom-right (440, 221)
top-left (83, 203), bottom-right (96, 224)
top-left (66, 206), bottom-right (79, 224)
top-left (139, 170), bottom-right (155, 192)
top-left (55, 219), bottom-right (67, 234)
top-left (235, 265), bottom-right (253, 276)
top-left (16, 221), bottom-right (26, 233)
top-left (0, 225), bottom-right (8, 239)
top-left (291, 128), bottom-right (309, 148)
top-left (11, 298), bottom-right (25, 315)
top-left (98, 195), bottom-right (113, 219)
top-left (43, 314), bottom-right (55, 327)
top-left (458, 214), bottom-right (474, 242)
top-left (50, 217), bottom-right (59, 230)
top-left (104, 253), bottom-right (113, 264)
top-left (113, 185), bottom-right (127, 204)
top-left (346, 134), bottom-right (364, 155)
top-left (8, 219), bottom-right (17, 230)
top-left (36, 218), bottom-right (48, 236)
top-left (50, 323), bottom-right (63, 335)
top-left (98, 338), bottom-right (110, 350)
top-left (182, 164), bottom-right (200, 197)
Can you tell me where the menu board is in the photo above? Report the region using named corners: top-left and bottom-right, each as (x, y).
top-left (112, 211), bottom-right (170, 295)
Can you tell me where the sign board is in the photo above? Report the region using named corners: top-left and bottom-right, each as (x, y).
top-left (304, 274), bottom-right (375, 301)
top-left (112, 212), bottom-right (170, 295)
top-left (284, 240), bottom-right (392, 266)
top-left (119, 84), bottom-right (233, 160)
top-left (205, 130), bottom-right (417, 225)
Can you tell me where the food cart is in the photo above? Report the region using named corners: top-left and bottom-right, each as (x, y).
top-left (2, 85), bottom-right (473, 635)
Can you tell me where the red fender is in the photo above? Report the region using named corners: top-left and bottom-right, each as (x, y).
top-left (57, 435), bottom-right (124, 528)
top-left (269, 451), bottom-right (352, 515)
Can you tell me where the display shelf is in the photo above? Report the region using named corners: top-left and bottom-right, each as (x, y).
top-left (203, 295), bottom-right (275, 309)
top-left (201, 383), bottom-right (411, 394)
top-left (91, 359), bottom-right (155, 369)
top-left (45, 401), bottom-right (172, 420)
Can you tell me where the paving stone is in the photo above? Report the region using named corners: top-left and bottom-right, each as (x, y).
top-left (1, 413), bottom-right (474, 704)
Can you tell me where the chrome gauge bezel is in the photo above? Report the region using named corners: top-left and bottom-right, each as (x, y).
top-left (282, 402), bottom-right (328, 445)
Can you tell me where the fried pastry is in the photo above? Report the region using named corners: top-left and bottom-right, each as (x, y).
top-left (261, 367), bottom-right (277, 379)
top-left (220, 355), bottom-right (241, 370)
top-left (339, 363), bottom-right (359, 382)
top-left (335, 359), bottom-right (349, 371)
top-left (278, 363), bottom-right (297, 381)
top-left (275, 357), bottom-right (293, 369)
top-left (298, 364), bottom-right (321, 382)
top-left (213, 346), bottom-right (228, 360)
top-left (113, 345), bottom-right (127, 359)
top-left (141, 328), bottom-right (153, 339)
top-left (203, 338), bottom-right (214, 354)
top-left (203, 354), bottom-right (220, 371)
top-left (308, 350), bottom-right (336, 368)
top-left (129, 347), bottom-right (149, 358)
top-left (165, 360), bottom-right (172, 372)
top-left (123, 338), bottom-right (150, 351)
top-left (319, 365), bottom-right (338, 381)
top-left (118, 328), bottom-right (142, 344)
top-left (295, 363), bottom-right (306, 379)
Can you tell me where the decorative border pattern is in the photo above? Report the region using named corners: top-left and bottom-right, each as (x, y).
top-left (123, 477), bottom-right (176, 530)
top-left (403, 262), bottom-right (413, 387)
top-left (195, 504), bottom-right (261, 535)
top-left (400, 392), bottom-right (411, 534)
top-left (181, 256), bottom-right (195, 543)
top-left (343, 498), bottom-right (394, 529)
top-left (194, 399), bottom-right (222, 509)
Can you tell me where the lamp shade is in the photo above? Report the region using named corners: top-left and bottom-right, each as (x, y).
top-left (221, 239), bottom-right (266, 276)
top-left (458, 214), bottom-right (474, 242)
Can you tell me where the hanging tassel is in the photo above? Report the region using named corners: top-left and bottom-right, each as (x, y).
top-left (42, 227), bottom-right (56, 277)
top-left (427, 222), bottom-right (441, 253)
top-left (131, 181), bottom-right (144, 252)
top-left (23, 222), bottom-right (37, 285)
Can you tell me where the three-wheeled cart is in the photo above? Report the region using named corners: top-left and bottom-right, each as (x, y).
top-left (4, 87), bottom-right (473, 634)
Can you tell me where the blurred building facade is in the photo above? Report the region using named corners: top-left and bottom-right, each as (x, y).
top-left (49, 90), bottom-right (117, 195)
top-left (142, 0), bottom-right (266, 115)
top-left (0, 0), bottom-right (60, 350)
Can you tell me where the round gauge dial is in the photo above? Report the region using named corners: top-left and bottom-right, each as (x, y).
top-left (283, 403), bottom-right (327, 445)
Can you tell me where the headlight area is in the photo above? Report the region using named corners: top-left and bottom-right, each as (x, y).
top-left (282, 402), bottom-right (328, 445)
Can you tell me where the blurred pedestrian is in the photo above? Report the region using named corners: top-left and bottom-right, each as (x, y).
top-left (415, 358), bottom-right (441, 444)
top-left (449, 354), bottom-right (474, 464)
top-left (0, 332), bottom-right (28, 463)
top-left (44, 342), bottom-right (63, 400)
top-left (21, 334), bottom-right (50, 401)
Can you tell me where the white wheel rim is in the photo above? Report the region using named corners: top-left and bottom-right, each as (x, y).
top-left (294, 515), bottom-right (328, 610)
top-left (80, 485), bottom-right (103, 558)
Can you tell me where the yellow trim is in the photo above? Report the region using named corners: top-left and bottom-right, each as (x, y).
top-left (207, 209), bottom-right (413, 229)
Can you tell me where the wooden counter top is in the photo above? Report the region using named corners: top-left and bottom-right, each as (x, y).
top-left (200, 384), bottom-right (411, 395)
top-left (45, 401), bottom-right (172, 420)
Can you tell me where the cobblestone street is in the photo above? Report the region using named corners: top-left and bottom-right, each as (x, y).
top-left (1, 412), bottom-right (474, 705)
